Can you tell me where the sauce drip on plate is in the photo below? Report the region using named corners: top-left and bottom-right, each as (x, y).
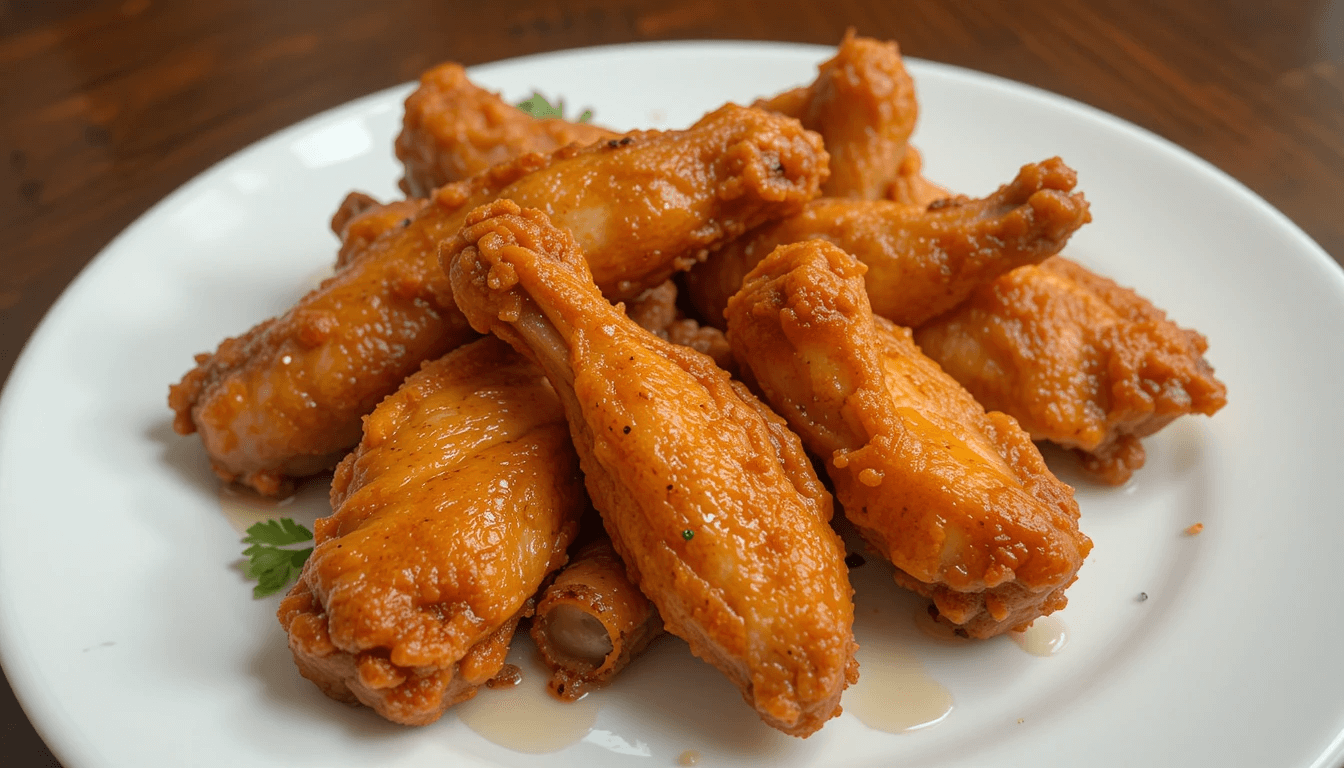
top-left (454, 642), bottom-right (599, 753)
top-left (1009, 615), bottom-right (1068, 657)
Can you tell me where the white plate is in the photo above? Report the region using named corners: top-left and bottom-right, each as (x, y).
top-left (2, 41), bottom-right (1343, 768)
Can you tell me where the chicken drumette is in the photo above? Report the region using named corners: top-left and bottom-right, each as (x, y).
top-left (726, 239), bottom-right (1092, 637)
top-left (687, 157), bottom-right (1090, 329)
top-left (756, 30), bottom-right (940, 203)
top-left (444, 200), bottom-right (857, 737)
top-left (395, 62), bottom-right (617, 197)
top-left (170, 104), bottom-right (829, 495)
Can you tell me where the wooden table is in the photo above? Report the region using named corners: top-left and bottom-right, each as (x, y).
top-left (1, 1), bottom-right (1340, 764)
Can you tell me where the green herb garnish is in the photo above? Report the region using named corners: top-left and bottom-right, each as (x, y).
top-left (682, 529), bottom-right (695, 541)
top-left (242, 518), bottom-right (313, 598)
top-left (515, 92), bottom-right (593, 122)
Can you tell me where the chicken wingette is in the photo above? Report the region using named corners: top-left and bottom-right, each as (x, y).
top-left (278, 336), bottom-right (583, 725)
top-left (914, 257), bottom-right (1228, 484)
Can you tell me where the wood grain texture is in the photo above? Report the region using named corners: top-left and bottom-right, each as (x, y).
top-left (1, 0), bottom-right (1341, 764)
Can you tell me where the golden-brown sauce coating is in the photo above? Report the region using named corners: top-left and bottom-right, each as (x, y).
top-left (395, 62), bottom-right (618, 197)
top-left (687, 157), bottom-right (1090, 329)
top-left (330, 191), bottom-right (428, 269)
top-left (726, 240), bottom-right (1091, 637)
top-left (530, 537), bottom-right (663, 701)
top-left (914, 257), bottom-right (1228, 484)
top-left (277, 336), bottom-right (584, 725)
top-left (169, 104), bottom-right (829, 495)
top-left (445, 201), bottom-right (857, 738)
top-left (625, 280), bottom-right (735, 371)
top-left (756, 30), bottom-right (918, 200)
top-left (885, 145), bottom-right (950, 207)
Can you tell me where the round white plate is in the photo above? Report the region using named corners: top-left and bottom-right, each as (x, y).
top-left (2, 41), bottom-right (1342, 768)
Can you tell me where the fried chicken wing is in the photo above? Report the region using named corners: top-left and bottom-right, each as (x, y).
top-left (726, 240), bottom-right (1091, 637)
top-left (756, 30), bottom-right (919, 200)
top-left (886, 145), bottom-right (950, 207)
top-left (396, 62), bottom-right (618, 197)
top-left (914, 257), bottom-right (1228, 484)
top-left (626, 280), bottom-right (734, 370)
top-left (623, 280), bottom-right (680, 336)
top-left (445, 200), bottom-right (857, 737)
top-left (330, 191), bottom-right (429, 269)
top-left (170, 104), bottom-right (829, 495)
top-left (687, 157), bottom-right (1090, 329)
top-left (277, 336), bottom-right (584, 725)
top-left (530, 537), bottom-right (663, 701)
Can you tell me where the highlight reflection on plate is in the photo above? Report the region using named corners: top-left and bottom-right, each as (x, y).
top-left (0, 41), bottom-right (1342, 768)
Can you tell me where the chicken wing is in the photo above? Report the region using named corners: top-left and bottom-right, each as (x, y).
top-left (687, 157), bottom-right (1090, 329)
top-left (914, 257), bottom-right (1228, 484)
top-left (170, 104), bottom-right (829, 496)
top-left (277, 335), bottom-right (584, 725)
top-left (530, 537), bottom-right (663, 700)
top-left (726, 240), bottom-right (1091, 637)
top-left (756, 30), bottom-right (920, 200)
top-left (445, 200), bottom-right (857, 737)
top-left (395, 62), bottom-right (617, 197)
top-left (330, 191), bottom-right (428, 269)
top-left (626, 280), bottom-right (734, 370)
top-left (886, 145), bottom-right (950, 207)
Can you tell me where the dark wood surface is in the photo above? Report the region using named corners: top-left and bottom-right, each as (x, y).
top-left (1, 1), bottom-right (1341, 764)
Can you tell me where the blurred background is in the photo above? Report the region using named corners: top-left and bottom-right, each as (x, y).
top-left (1, 0), bottom-right (1341, 764)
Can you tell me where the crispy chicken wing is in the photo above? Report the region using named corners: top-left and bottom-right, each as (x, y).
top-left (914, 257), bottom-right (1228, 484)
top-left (445, 200), bottom-right (857, 737)
top-left (277, 336), bottom-right (584, 725)
top-left (170, 104), bottom-right (829, 495)
top-left (395, 62), bottom-right (617, 197)
top-left (687, 157), bottom-right (1090, 328)
top-left (726, 240), bottom-right (1091, 637)
top-left (756, 30), bottom-right (920, 200)
top-left (530, 537), bottom-right (663, 701)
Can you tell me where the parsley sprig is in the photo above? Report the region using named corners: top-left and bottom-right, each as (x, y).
top-left (242, 518), bottom-right (313, 598)
top-left (515, 92), bottom-right (593, 123)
